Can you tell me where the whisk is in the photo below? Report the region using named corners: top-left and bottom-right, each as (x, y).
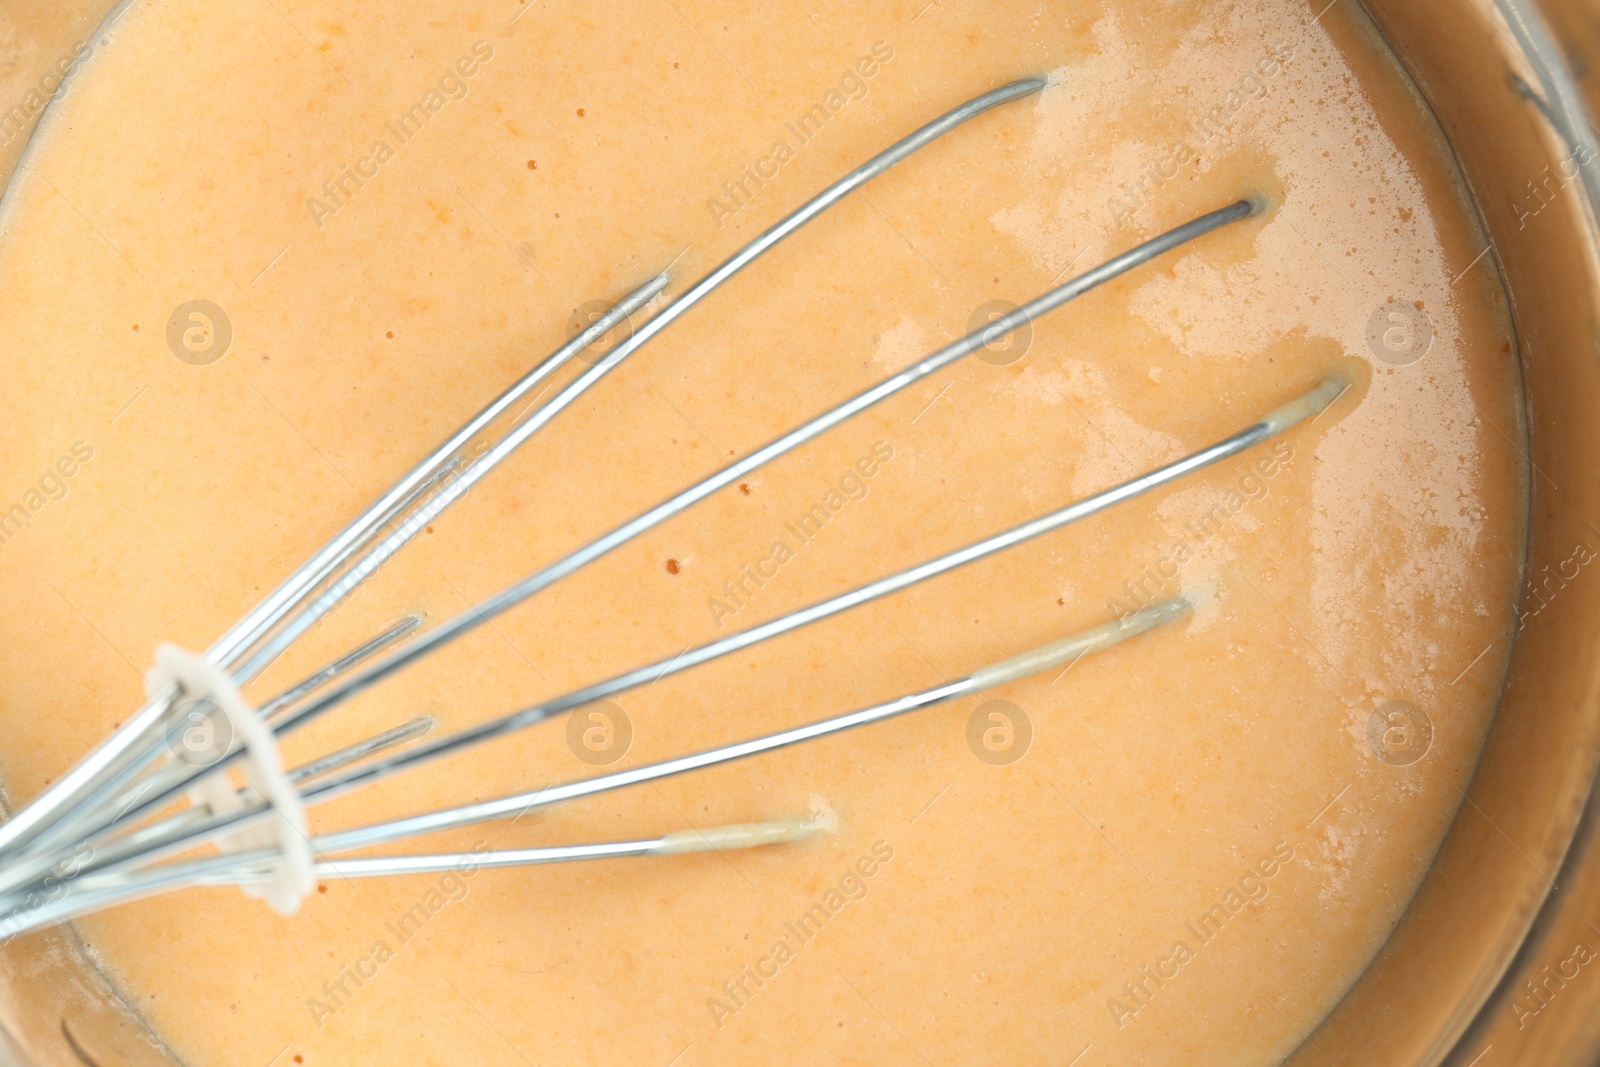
top-left (0, 77), bottom-right (1347, 937)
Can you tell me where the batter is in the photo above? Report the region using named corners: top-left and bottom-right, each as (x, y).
top-left (0, 0), bottom-right (1526, 1063)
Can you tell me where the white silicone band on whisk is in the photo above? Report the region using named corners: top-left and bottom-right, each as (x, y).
top-left (145, 645), bottom-right (314, 915)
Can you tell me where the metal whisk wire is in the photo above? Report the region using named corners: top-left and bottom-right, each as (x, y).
top-left (0, 76), bottom-right (1348, 939)
top-left (0, 77), bottom-right (1048, 867)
